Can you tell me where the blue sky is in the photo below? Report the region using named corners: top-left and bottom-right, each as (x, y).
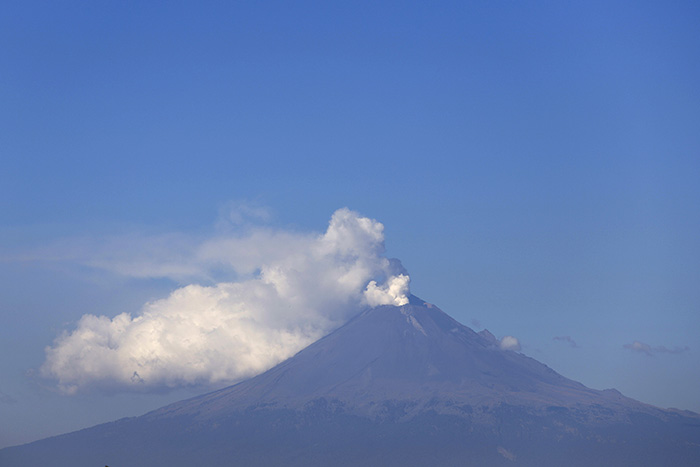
top-left (1, 0), bottom-right (699, 448)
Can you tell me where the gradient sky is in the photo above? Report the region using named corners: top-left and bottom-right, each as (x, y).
top-left (1, 1), bottom-right (699, 449)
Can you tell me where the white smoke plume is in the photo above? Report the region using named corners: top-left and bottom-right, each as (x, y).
top-left (41, 208), bottom-right (410, 394)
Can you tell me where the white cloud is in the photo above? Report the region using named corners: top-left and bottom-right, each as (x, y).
top-left (41, 208), bottom-right (411, 394)
top-left (499, 335), bottom-right (521, 351)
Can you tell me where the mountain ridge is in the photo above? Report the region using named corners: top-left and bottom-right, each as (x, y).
top-left (141, 296), bottom-right (674, 427)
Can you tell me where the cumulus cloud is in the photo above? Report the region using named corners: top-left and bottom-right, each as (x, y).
top-left (41, 208), bottom-right (411, 394)
top-left (553, 336), bottom-right (579, 348)
top-left (623, 341), bottom-right (689, 356)
top-left (499, 335), bottom-right (521, 351)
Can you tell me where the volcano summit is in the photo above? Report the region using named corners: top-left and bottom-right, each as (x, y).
top-left (2, 296), bottom-right (699, 466)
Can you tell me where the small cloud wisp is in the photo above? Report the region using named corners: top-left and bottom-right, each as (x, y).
top-left (623, 341), bottom-right (689, 357)
top-left (553, 336), bottom-right (579, 348)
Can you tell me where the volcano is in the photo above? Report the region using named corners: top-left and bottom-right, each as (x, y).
top-left (3, 297), bottom-right (700, 466)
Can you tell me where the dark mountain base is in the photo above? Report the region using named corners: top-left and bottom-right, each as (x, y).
top-left (5, 400), bottom-right (700, 467)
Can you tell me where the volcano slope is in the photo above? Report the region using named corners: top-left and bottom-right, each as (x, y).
top-left (3, 296), bottom-right (700, 466)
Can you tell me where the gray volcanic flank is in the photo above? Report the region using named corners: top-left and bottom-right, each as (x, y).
top-left (3, 296), bottom-right (700, 466)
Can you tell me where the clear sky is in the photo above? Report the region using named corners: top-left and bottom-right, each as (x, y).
top-left (1, 0), bottom-right (699, 449)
